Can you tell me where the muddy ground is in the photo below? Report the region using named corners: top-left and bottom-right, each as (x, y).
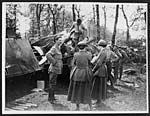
top-left (4, 63), bottom-right (148, 112)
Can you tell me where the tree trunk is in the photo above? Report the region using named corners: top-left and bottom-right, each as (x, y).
top-left (72, 4), bottom-right (76, 22)
top-left (32, 19), bottom-right (35, 37)
top-left (13, 4), bottom-right (17, 33)
top-left (37, 16), bottom-right (40, 39)
top-left (53, 15), bottom-right (56, 35)
top-left (96, 4), bottom-right (100, 42)
top-left (121, 5), bottom-right (141, 46)
top-left (36, 4), bottom-right (41, 39)
top-left (92, 5), bottom-right (96, 24)
top-left (144, 12), bottom-right (146, 24)
top-left (77, 8), bottom-right (80, 18)
top-left (75, 5), bottom-right (80, 19)
top-left (62, 9), bottom-right (65, 29)
top-left (126, 27), bottom-right (130, 45)
top-left (46, 7), bottom-right (51, 31)
top-left (121, 5), bottom-right (130, 45)
top-left (56, 12), bottom-right (60, 33)
top-left (112, 5), bottom-right (119, 46)
top-left (103, 5), bottom-right (106, 40)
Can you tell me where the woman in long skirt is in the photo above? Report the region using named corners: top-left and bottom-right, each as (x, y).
top-left (91, 39), bottom-right (108, 106)
top-left (67, 41), bottom-right (93, 110)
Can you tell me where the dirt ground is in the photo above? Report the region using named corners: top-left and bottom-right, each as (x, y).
top-left (4, 64), bottom-right (148, 113)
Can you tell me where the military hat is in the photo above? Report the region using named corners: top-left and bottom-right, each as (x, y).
top-left (98, 39), bottom-right (107, 46)
top-left (77, 40), bottom-right (87, 46)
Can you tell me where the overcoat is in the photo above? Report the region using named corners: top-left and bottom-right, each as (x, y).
top-left (46, 45), bottom-right (63, 74)
top-left (93, 49), bottom-right (107, 77)
top-left (67, 50), bottom-right (93, 104)
top-left (91, 48), bottom-right (108, 101)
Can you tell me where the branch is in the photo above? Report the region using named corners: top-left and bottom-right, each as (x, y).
top-left (48, 4), bottom-right (54, 15)
top-left (57, 5), bottom-right (63, 11)
top-left (36, 4), bottom-right (39, 17)
top-left (74, 5), bottom-right (80, 15)
top-left (121, 5), bottom-right (129, 28)
top-left (40, 4), bottom-right (44, 13)
top-left (129, 12), bottom-right (142, 27)
top-left (102, 5), bottom-right (105, 11)
top-left (102, 5), bottom-right (106, 16)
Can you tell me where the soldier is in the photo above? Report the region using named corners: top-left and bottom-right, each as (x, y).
top-left (112, 45), bottom-right (122, 82)
top-left (117, 47), bottom-right (129, 80)
top-left (105, 44), bottom-right (119, 87)
top-left (46, 37), bottom-right (63, 104)
top-left (112, 45), bottom-right (129, 82)
top-left (69, 18), bottom-right (87, 47)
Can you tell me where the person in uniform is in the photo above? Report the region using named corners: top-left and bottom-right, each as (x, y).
top-left (46, 37), bottom-right (63, 104)
top-left (112, 45), bottom-right (122, 83)
top-left (105, 44), bottom-right (119, 87)
top-left (91, 39), bottom-right (108, 107)
top-left (67, 41), bottom-right (93, 110)
top-left (112, 45), bottom-right (129, 82)
top-left (117, 47), bottom-right (129, 80)
top-left (69, 18), bottom-right (87, 47)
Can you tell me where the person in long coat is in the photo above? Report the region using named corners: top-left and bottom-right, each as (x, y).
top-left (46, 37), bottom-right (63, 104)
top-left (91, 39), bottom-right (108, 106)
top-left (67, 41), bottom-right (93, 110)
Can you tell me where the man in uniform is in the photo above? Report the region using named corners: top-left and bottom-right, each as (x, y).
top-left (46, 37), bottom-right (63, 104)
top-left (69, 18), bottom-right (87, 47)
top-left (112, 45), bottom-right (122, 83)
top-left (105, 44), bottom-right (119, 87)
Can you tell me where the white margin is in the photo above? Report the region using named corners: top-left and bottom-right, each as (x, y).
top-left (146, 3), bottom-right (149, 113)
top-left (2, 2), bottom-right (149, 114)
top-left (2, 2), bottom-right (6, 115)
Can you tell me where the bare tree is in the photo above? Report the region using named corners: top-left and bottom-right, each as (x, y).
top-left (48, 4), bottom-right (57, 35)
top-left (13, 4), bottom-right (17, 33)
top-left (112, 4), bottom-right (119, 46)
top-left (75, 5), bottom-right (80, 19)
top-left (144, 12), bottom-right (146, 23)
top-left (72, 4), bottom-right (76, 21)
top-left (62, 8), bottom-right (65, 28)
top-left (28, 4), bottom-right (37, 38)
top-left (36, 4), bottom-right (44, 39)
top-left (122, 5), bottom-right (143, 45)
top-left (102, 5), bottom-right (106, 40)
top-left (48, 4), bottom-right (63, 34)
top-left (92, 5), bottom-right (96, 24)
top-left (46, 5), bottom-right (51, 31)
top-left (96, 4), bottom-right (100, 41)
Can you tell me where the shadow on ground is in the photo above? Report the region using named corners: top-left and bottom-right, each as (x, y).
top-left (51, 103), bottom-right (70, 111)
top-left (107, 85), bottom-right (129, 99)
top-left (93, 102), bottom-right (114, 111)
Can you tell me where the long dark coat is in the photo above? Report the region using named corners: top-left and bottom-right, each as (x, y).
top-left (91, 48), bottom-right (108, 101)
top-left (67, 50), bottom-right (93, 104)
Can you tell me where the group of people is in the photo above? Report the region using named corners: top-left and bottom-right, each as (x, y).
top-left (45, 18), bottom-right (129, 110)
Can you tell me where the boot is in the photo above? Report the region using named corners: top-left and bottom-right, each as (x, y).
top-left (48, 89), bottom-right (54, 101)
top-left (75, 104), bottom-right (80, 111)
top-left (48, 89), bottom-right (58, 104)
top-left (89, 102), bottom-right (92, 111)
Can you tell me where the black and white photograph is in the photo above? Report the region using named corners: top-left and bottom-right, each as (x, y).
top-left (2, 2), bottom-right (148, 114)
